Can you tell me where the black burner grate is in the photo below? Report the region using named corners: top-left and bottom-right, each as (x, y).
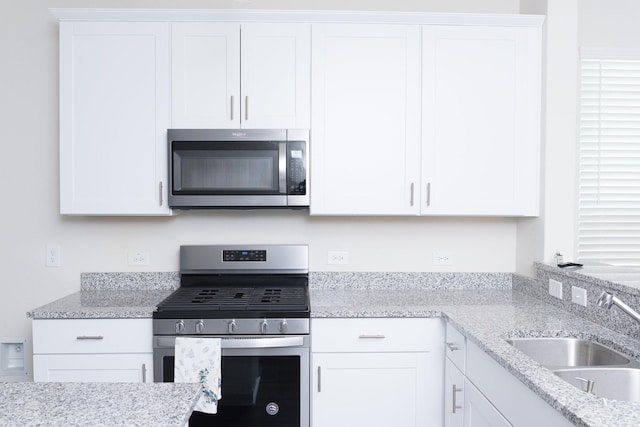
top-left (158, 286), bottom-right (309, 312)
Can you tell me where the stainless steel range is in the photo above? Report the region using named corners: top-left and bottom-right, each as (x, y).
top-left (153, 244), bottom-right (310, 427)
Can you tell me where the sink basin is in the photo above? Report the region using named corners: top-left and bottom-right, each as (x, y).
top-left (506, 337), bottom-right (630, 367)
top-left (554, 368), bottom-right (640, 402)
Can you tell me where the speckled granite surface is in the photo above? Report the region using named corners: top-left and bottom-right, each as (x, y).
top-left (310, 271), bottom-right (511, 290)
top-left (0, 382), bottom-right (201, 426)
top-left (26, 270), bottom-right (640, 426)
top-left (27, 272), bottom-right (178, 319)
top-left (81, 272), bottom-right (179, 291)
top-left (26, 289), bottom-right (174, 319)
top-left (311, 287), bottom-right (640, 427)
top-left (523, 264), bottom-right (640, 340)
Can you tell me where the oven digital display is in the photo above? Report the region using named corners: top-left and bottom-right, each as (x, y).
top-left (223, 250), bottom-right (267, 262)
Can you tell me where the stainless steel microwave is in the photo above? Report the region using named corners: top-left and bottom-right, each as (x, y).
top-left (168, 129), bottom-right (309, 209)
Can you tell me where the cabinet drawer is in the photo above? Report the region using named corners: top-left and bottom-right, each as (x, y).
top-left (312, 318), bottom-right (442, 352)
top-left (33, 319), bottom-right (152, 354)
top-left (33, 353), bottom-right (152, 383)
top-left (445, 322), bottom-right (466, 372)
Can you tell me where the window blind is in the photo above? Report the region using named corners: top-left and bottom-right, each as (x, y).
top-left (578, 49), bottom-right (640, 267)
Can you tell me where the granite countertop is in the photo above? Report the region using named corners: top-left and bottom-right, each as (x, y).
top-left (0, 382), bottom-right (201, 427)
top-left (311, 287), bottom-right (640, 427)
top-left (25, 270), bottom-right (640, 426)
top-left (27, 289), bottom-right (174, 319)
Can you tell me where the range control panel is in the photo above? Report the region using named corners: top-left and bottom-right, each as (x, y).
top-left (223, 250), bottom-right (267, 262)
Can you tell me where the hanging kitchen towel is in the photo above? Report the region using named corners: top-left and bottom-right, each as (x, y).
top-left (174, 337), bottom-right (222, 414)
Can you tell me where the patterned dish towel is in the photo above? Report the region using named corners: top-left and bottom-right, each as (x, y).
top-left (174, 337), bottom-right (222, 414)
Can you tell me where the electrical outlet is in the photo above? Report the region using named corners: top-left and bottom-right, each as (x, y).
top-left (433, 251), bottom-right (453, 266)
top-left (45, 244), bottom-right (61, 267)
top-left (549, 278), bottom-right (563, 299)
top-left (327, 251), bottom-right (349, 265)
top-left (571, 286), bottom-right (588, 307)
top-left (128, 250), bottom-right (150, 266)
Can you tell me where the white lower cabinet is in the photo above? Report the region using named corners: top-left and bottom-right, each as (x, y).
top-left (33, 353), bottom-right (152, 382)
top-left (463, 379), bottom-right (510, 427)
top-left (444, 358), bottom-right (465, 427)
top-left (465, 340), bottom-right (573, 427)
top-left (311, 318), bottom-right (444, 427)
top-left (32, 319), bottom-right (153, 383)
top-left (445, 321), bottom-right (573, 427)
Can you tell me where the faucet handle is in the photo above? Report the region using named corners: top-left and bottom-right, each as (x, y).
top-left (596, 291), bottom-right (614, 309)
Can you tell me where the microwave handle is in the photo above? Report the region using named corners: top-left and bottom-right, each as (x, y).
top-left (279, 141), bottom-right (287, 194)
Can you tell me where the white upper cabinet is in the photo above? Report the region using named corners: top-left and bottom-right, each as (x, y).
top-left (310, 24), bottom-right (422, 215)
top-left (311, 19), bottom-right (542, 217)
top-left (171, 23), bottom-right (310, 129)
top-left (421, 24), bottom-right (542, 216)
top-left (171, 23), bottom-right (240, 128)
top-left (59, 22), bottom-right (171, 215)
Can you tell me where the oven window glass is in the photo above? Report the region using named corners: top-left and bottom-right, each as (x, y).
top-left (162, 355), bottom-right (301, 427)
top-left (172, 142), bottom-right (281, 195)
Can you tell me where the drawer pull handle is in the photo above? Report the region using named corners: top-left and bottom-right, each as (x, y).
top-left (142, 363), bottom-right (147, 383)
top-left (76, 336), bottom-right (104, 340)
top-left (446, 342), bottom-right (459, 351)
top-left (318, 366), bottom-right (322, 392)
top-left (358, 334), bottom-right (386, 339)
top-left (452, 384), bottom-right (463, 413)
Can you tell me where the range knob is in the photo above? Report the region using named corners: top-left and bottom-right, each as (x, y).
top-left (260, 320), bottom-right (268, 334)
top-left (228, 320), bottom-right (237, 334)
top-left (195, 320), bottom-right (205, 334)
top-left (175, 320), bottom-right (185, 334)
top-left (279, 320), bottom-right (288, 333)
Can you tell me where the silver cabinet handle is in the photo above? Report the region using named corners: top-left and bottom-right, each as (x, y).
top-left (230, 95), bottom-right (234, 121)
top-left (358, 334), bottom-right (386, 339)
top-left (426, 182), bottom-right (431, 207)
top-left (410, 182), bottom-right (415, 206)
top-left (446, 342), bottom-right (459, 351)
top-left (158, 182), bottom-right (163, 206)
top-left (452, 384), bottom-right (463, 413)
top-left (76, 336), bottom-right (104, 340)
top-left (317, 366), bottom-right (322, 392)
top-left (142, 363), bottom-right (147, 383)
top-left (245, 96), bottom-right (249, 121)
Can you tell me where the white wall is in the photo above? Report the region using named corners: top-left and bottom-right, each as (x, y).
top-left (1, 0), bottom-right (526, 354)
top-left (579, 0), bottom-right (640, 48)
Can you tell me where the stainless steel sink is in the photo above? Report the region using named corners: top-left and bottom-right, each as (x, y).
top-left (506, 337), bottom-right (630, 367)
top-left (553, 368), bottom-right (640, 402)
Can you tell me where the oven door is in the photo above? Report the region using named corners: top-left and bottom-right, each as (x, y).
top-left (154, 335), bottom-right (309, 427)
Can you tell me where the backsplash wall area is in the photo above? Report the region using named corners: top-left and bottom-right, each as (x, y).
top-left (514, 264), bottom-right (640, 340)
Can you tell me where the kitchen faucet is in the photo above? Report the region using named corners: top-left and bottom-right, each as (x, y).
top-left (596, 291), bottom-right (640, 324)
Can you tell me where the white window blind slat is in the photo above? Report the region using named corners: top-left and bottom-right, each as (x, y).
top-left (578, 55), bottom-right (640, 266)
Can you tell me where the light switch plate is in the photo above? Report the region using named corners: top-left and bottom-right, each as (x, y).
top-left (571, 286), bottom-right (588, 307)
top-left (549, 279), bottom-right (563, 299)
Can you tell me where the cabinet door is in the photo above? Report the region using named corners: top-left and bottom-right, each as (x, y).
top-left (59, 22), bottom-right (171, 215)
top-left (421, 24), bottom-right (541, 216)
top-left (445, 358), bottom-right (466, 427)
top-left (312, 352), bottom-right (439, 427)
top-left (310, 24), bottom-right (422, 215)
top-left (171, 22), bottom-right (241, 128)
top-left (33, 354), bottom-right (153, 383)
top-left (240, 23), bottom-right (310, 129)
top-left (464, 379), bottom-right (511, 427)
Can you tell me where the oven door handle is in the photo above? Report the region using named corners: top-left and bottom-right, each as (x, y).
top-left (222, 337), bottom-right (304, 349)
top-left (155, 336), bottom-right (304, 349)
